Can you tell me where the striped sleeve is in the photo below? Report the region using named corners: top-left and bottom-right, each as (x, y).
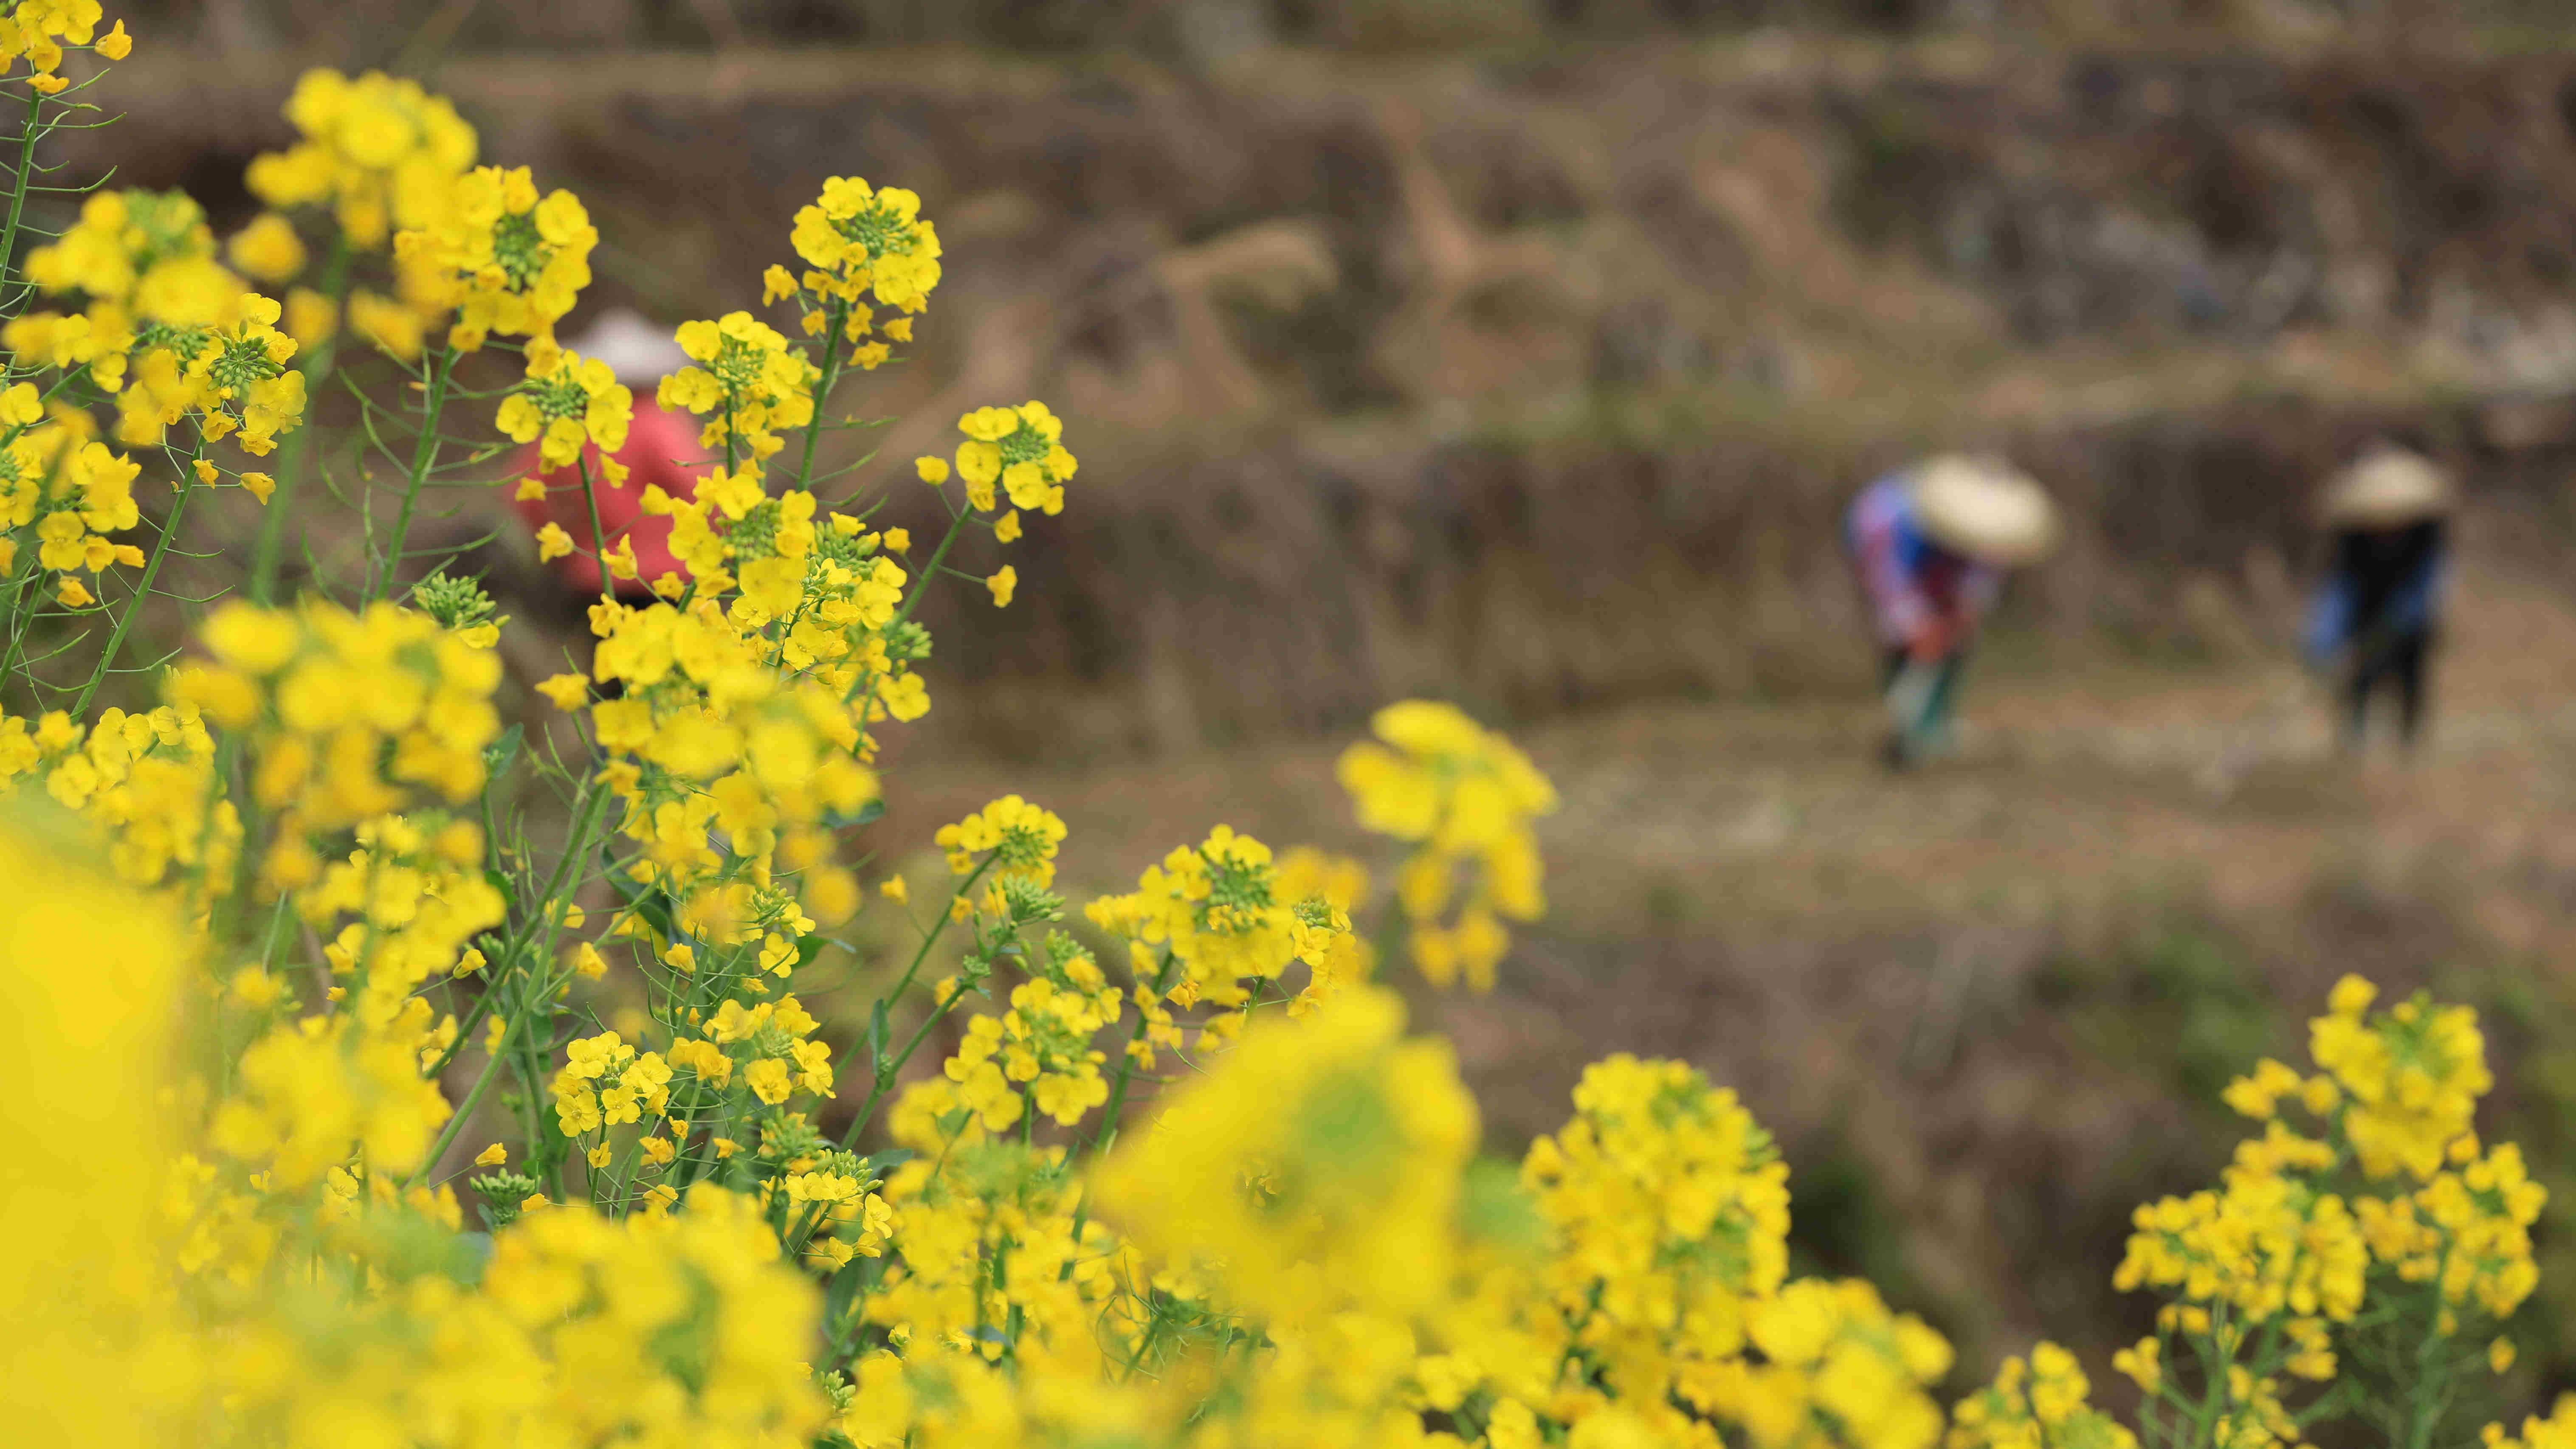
top-left (1848, 478), bottom-right (1932, 645)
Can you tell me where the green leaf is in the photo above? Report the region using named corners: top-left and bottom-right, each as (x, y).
top-left (860, 1147), bottom-right (914, 1175)
top-left (481, 721), bottom-right (522, 775)
top-left (823, 1255), bottom-right (871, 1333)
top-left (824, 798), bottom-right (885, 831)
top-left (602, 847), bottom-right (678, 940)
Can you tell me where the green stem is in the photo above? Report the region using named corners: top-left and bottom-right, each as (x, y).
top-left (523, 995), bottom-right (560, 1196)
top-left (1059, 952), bottom-right (1180, 1261)
top-left (2186, 1308), bottom-right (2232, 1449)
top-left (1085, 951), bottom-right (1178, 1162)
top-left (254, 890), bottom-right (296, 973)
top-left (791, 954), bottom-right (981, 1256)
top-left (842, 499), bottom-right (972, 709)
top-left (490, 777), bottom-right (606, 982)
top-left (887, 501), bottom-right (971, 638)
top-left (409, 1001), bottom-right (525, 1189)
top-left (791, 300), bottom-right (847, 493)
top-left (71, 462), bottom-right (198, 716)
top-left (0, 91), bottom-right (47, 311)
top-left (0, 535), bottom-right (45, 707)
top-left (368, 344), bottom-right (458, 602)
top-left (1370, 866), bottom-right (1412, 974)
top-left (2400, 1261), bottom-right (2454, 1449)
top-left (838, 976), bottom-right (974, 1152)
top-left (660, 1073), bottom-right (735, 1194)
top-left (249, 239), bottom-right (354, 603)
top-left (0, 360), bottom-right (93, 450)
top-left (831, 857), bottom-right (993, 1078)
top-left (575, 450), bottom-right (618, 602)
top-left (422, 959), bottom-right (507, 1080)
top-left (413, 776), bottom-right (609, 1187)
top-left (0, 360), bottom-right (103, 701)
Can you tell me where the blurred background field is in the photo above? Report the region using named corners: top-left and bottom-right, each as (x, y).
top-left (83, 0), bottom-right (2576, 1416)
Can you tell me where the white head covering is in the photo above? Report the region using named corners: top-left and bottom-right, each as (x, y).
top-left (564, 307), bottom-right (691, 385)
top-left (2322, 446), bottom-right (2453, 528)
top-left (1907, 454), bottom-right (2058, 566)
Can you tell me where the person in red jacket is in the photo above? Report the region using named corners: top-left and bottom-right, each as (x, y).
top-left (510, 308), bottom-right (711, 600)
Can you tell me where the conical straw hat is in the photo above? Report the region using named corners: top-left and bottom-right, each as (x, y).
top-left (2322, 447), bottom-right (2453, 528)
top-left (564, 307), bottom-right (691, 385)
top-left (1907, 455), bottom-right (2057, 565)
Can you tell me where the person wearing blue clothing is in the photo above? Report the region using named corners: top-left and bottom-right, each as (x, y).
top-left (2305, 446), bottom-right (2454, 753)
top-left (1846, 456), bottom-right (2057, 767)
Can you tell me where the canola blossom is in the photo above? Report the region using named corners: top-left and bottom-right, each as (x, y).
top-left (0, 19), bottom-right (2555, 1449)
top-left (1339, 698), bottom-right (1557, 988)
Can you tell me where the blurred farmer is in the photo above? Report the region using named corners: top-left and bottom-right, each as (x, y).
top-left (512, 308), bottom-right (712, 601)
top-left (1845, 455), bottom-right (2057, 767)
top-left (2306, 445), bottom-right (2453, 753)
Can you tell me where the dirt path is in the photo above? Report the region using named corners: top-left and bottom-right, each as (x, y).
top-left (891, 536), bottom-right (2576, 943)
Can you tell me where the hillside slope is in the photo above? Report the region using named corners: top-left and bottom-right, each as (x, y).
top-left (91, 35), bottom-right (2576, 750)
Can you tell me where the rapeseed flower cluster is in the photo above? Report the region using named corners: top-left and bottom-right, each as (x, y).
top-left (175, 290), bottom-right (310, 453)
top-left (25, 189), bottom-right (239, 343)
top-left (1085, 822), bottom-right (1355, 1012)
top-left (2490, 1398), bottom-right (2576, 1449)
top-left (1339, 697), bottom-right (1557, 989)
top-left (0, 419), bottom-right (146, 606)
top-left (396, 164), bottom-right (597, 352)
top-left (1275, 843), bottom-right (1375, 1013)
top-left (1524, 1055), bottom-right (1793, 1382)
top-left (1096, 987), bottom-right (1478, 1322)
top-left (499, 346), bottom-right (634, 469)
top-left (937, 793), bottom-right (1068, 883)
top-left (660, 310), bottom-right (820, 462)
top-left (9, 186), bottom-right (311, 455)
top-left (2311, 974), bottom-right (2491, 1180)
top-left (908, 401), bottom-right (1079, 605)
top-left (0, 809), bottom-right (184, 1447)
top-left (770, 175), bottom-right (941, 369)
top-left (182, 1182), bottom-right (829, 1449)
top-left (1949, 1343), bottom-right (2138, 1449)
top-left (943, 975), bottom-right (1117, 1129)
top-left (2088, 976), bottom-right (2545, 1449)
top-left (0, 699), bottom-right (236, 922)
top-left (1499, 1056), bottom-right (1956, 1449)
top-left (790, 177), bottom-right (943, 317)
top-left (577, 591), bottom-right (878, 926)
top-left (175, 598), bottom-right (500, 843)
top-left (0, 0), bottom-right (129, 95)
top-left (242, 70), bottom-right (474, 359)
top-left (247, 68), bottom-right (476, 250)
top-left (0, 25), bottom-right (2560, 1449)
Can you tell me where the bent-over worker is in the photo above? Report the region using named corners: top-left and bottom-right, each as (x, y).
top-left (1845, 454), bottom-right (2057, 768)
top-left (2306, 445), bottom-right (2453, 754)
